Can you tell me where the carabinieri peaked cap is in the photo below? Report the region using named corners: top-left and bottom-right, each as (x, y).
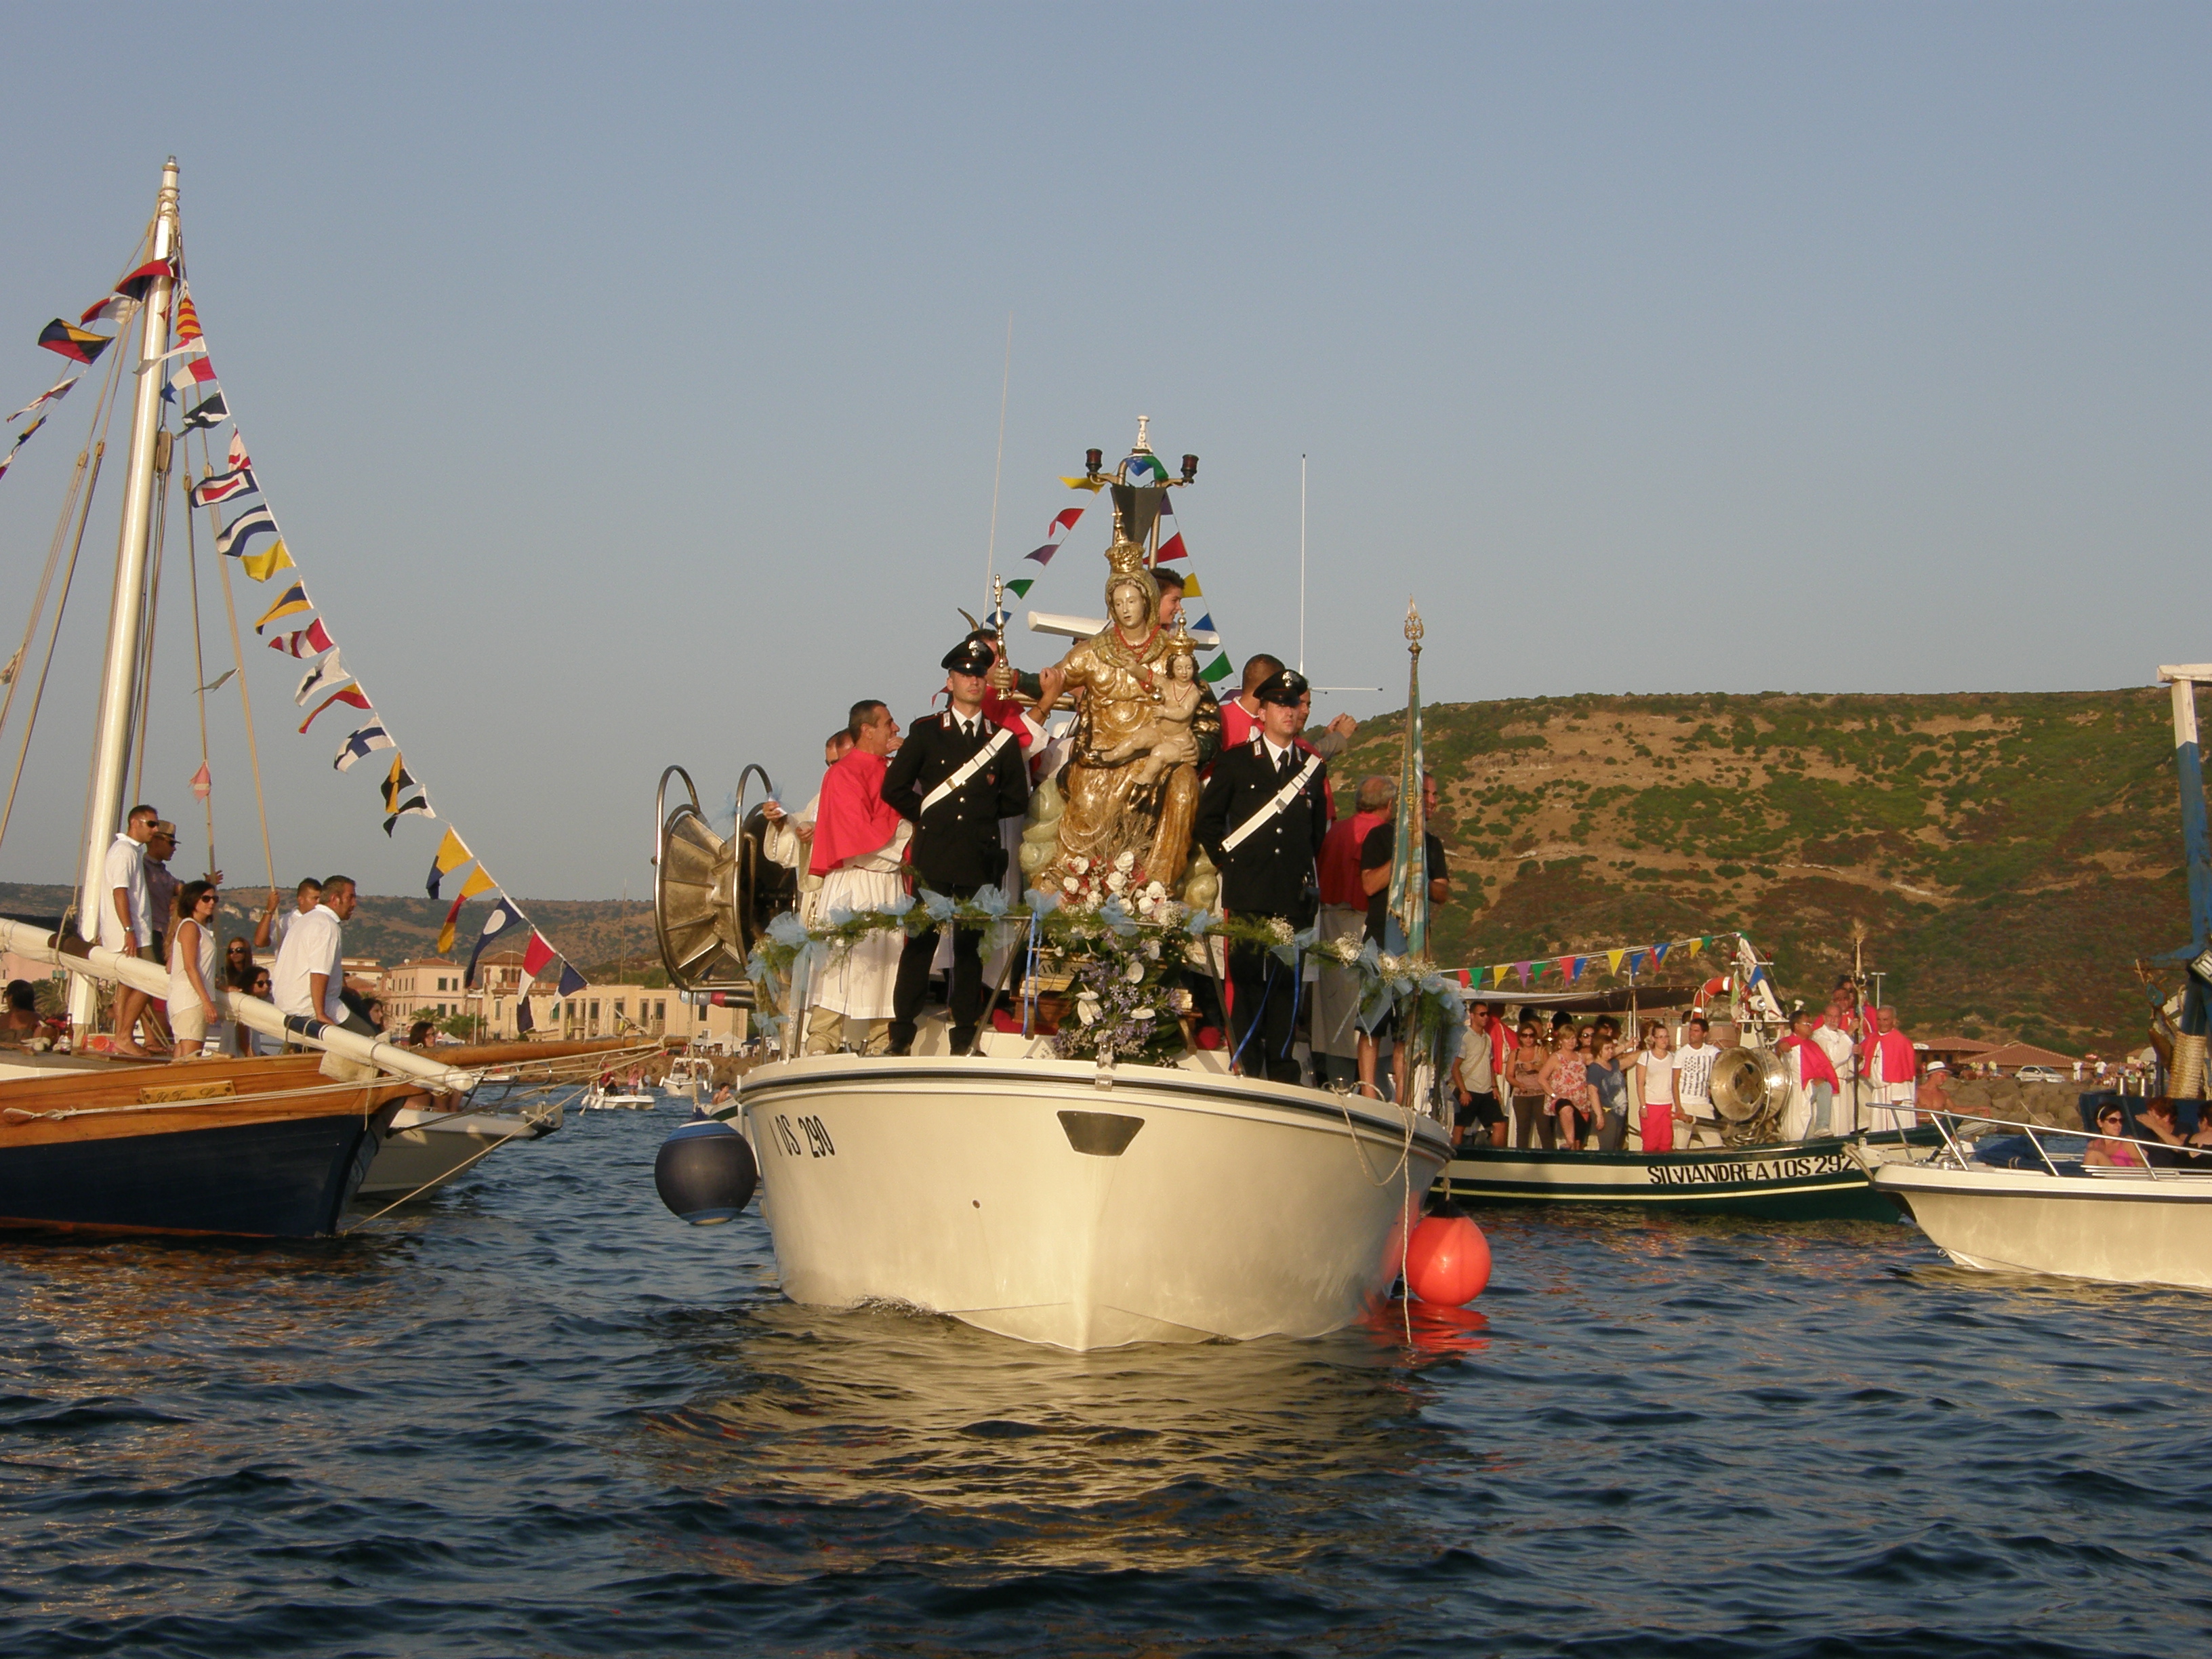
top-left (942, 635), bottom-right (996, 675)
top-left (1252, 668), bottom-right (1310, 706)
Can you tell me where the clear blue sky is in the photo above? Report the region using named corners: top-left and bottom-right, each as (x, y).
top-left (1, 3), bottom-right (2205, 901)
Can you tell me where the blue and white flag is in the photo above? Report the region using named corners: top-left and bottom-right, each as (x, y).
top-left (332, 720), bottom-right (393, 772)
top-left (216, 503), bottom-right (279, 560)
top-left (466, 897), bottom-right (527, 987)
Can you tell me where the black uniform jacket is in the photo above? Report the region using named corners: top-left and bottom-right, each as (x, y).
top-left (882, 710), bottom-right (1031, 891)
top-left (1194, 735), bottom-right (1330, 920)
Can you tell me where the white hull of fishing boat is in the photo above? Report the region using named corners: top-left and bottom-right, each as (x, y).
top-left (738, 1047), bottom-right (1450, 1352)
top-left (583, 1083), bottom-right (656, 1110)
top-left (1858, 1151), bottom-right (2212, 1290)
top-left (355, 1101), bottom-right (565, 1199)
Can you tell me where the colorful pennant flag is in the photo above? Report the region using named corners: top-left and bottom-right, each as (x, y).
top-left (38, 321), bottom-right (112, 364)
top-left (181, 392), bottom-right (228, 430)
top-left (332, 720), bottom-right (393, 771)
top-left (0, 416), bottom-right (45, 484)
top-left (79, 294), bottom-right (132, 326)
top-left (1626, 949), bottom-right (1646, 976)
top-left (190, 464), bottom-right (256, 508)
top-left (243, 541), bottom-right (293, 582)
top-left (217, 505), bottom-right (277, 561)
top-left (1493, 964), bottom-right (1513, 987)
top-left (1606, 948), bottom-right (1626, 975)
top-left (169, 355), bottom-right (218, 396)
top-left (294, 650), bottom-right (348, 706)
top-left (426, 829), bottom-right (472, 899)
top-left (522, 931), bottom-right (558, 977)
top-left (115, 258), bottom-right (173, 302)
top-left (1567, 956), bottom-right (1587, 984)
top-left (188, 761), bottom-right (211, 802)
top-left (226, 429), bottom-right (249, 470)
top-left (1181, 572), bottom-right (1204, 598)
top-left (298, 683), bottom-right (371, 733)
top-left (268, 618), bottom-right (337, 658)
top-left (556, 961), bottom-right (587, 998)
top-left (459, 864), bottom-right (497, 901)
top-left (1153, 493), bottom-right (1187, 563)
top-left (1024, 506), bottom-right (1084, 566)
top-left (380, 752), bottom-right (432, 835)
top-left (1003, 577), bottom-right (1033, 600)
top-left (253, 581), bottom-right (314, 634)
top-left (1199, 653), bottom-right (1233, 684)
top-left (1514, 962), bottom-right (1532, 988)
top-left (1059, 474), bottom-right (1107, 493)
top-left (1124, 453), bottom-right (1168, 482)
top-left (174, 289), bottom-right (203, 343)
top-left (8, 373), bottom-right (78, 424)
top-left (434, 893), bottom-right (466, 955)
top-left (515, 988), bottom-right (535, 1033)
top-left (466, 897), bottom-right (525, 987)
top-left (1650, 941), bottom-right (1672, 967)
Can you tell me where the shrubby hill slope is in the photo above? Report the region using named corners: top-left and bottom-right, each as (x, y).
top-left (1332, 688), bottom-right (2188, 1053)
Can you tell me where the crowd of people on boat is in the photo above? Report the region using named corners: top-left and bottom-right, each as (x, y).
top-left (1446, 981), bottom-right (1941, 1153)
top-left (12, 797), bottom-right (388, 1061)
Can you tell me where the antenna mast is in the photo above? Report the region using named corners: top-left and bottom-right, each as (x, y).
top-left (1298, 454), bottom-right (1307, 674)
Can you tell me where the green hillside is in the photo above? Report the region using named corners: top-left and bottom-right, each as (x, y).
top-left (1334, 688), bottom-right (2191, 1054)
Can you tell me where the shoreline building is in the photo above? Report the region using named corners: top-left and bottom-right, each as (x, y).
top-left (382, 951), bottom-right (747, 1047)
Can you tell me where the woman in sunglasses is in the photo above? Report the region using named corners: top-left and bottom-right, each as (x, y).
top-left (2085, 1103), bottom-right (2146, 1168)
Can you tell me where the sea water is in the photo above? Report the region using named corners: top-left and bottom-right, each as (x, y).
top-left (3, 1105), bottom-right (2209, 1656)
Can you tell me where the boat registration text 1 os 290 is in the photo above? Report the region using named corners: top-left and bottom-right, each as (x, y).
top-left (1647, 1150), bottom-right (1853, 1187)
top-left (773, 1113), bottom-right (836, 1159)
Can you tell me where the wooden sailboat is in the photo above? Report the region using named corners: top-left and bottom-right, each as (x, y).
top-left (0, 161), bottom-right (633, 1235)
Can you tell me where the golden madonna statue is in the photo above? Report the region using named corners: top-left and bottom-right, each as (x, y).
top-left (1031, 464), bottom-right (1222, 895)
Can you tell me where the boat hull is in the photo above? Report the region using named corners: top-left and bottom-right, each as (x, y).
top-left (0, 1054), bottom-right (396, 1237)
top-left (740, 1053), bottom-right (1452, 1351)
top-left (1439, 1130), bottom-right (1940, 1221)
top-left (1864, 1160), bottom-right (2212, 1289)
top-left (355, 1104), bottom-right (563, 1200)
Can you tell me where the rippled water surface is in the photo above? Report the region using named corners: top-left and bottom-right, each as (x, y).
top-left (5, 1104), bottom-right (2211, 1656)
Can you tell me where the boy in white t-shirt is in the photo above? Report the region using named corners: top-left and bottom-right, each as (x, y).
top-left (1673, 1015), bottom-right (1722, 1139)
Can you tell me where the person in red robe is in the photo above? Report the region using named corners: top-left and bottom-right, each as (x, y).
top-left (803, 701), bottom-right (908, 1052)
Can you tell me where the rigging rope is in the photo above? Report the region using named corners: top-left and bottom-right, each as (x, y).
top-left (128, 433), bottom-right (171, 808)
top-left (0, 331), bottom-right (134, 854)
top-left (182, 457), bottom-right (216, 876)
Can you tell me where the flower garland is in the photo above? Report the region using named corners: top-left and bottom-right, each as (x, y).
top-left (743, 882), bottom-right (1469, 1067)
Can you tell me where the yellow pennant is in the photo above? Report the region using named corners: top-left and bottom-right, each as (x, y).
top-left (1182, 572), bottom-right (1204, 598)
top-left (1606, 948), bottom-right (1626, 975)
top-left (242, 538), bottom-right (293, 582)
top-left (436, 914), bottom-right (460, 955)
top-left (1686, 937), bottom-right (1706, 958)
top-left (432, 828), bottom-right (472, 878)
top-left (1492, 964), bottom-right (1513, 988)
top-left (459, 864), bottom-right (497, 901)
top-left (1059, 474), bottom-right (1107, 493)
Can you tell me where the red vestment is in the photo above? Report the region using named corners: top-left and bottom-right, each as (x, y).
top-left (808, 750), bottom-right (902, 878)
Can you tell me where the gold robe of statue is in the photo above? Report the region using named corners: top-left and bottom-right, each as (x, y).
top-left (1039, 571), bottom-right (1221, 893)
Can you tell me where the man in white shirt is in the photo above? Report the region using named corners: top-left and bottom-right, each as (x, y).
top-left (98, 804), bottom-right (160, 1056)
top-left (272, 875), bottom-right (358, 1033)
top-left (1674, 1015), bottom-right (1722, 1136)
top-left (256, 878), bottom-right (323, 957)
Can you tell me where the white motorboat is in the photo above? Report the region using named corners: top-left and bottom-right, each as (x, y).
top-left (1855, 1118), bottom-right (2212, 1290)
top-left (356, 1099), bottom-right (566, 1200)
top-left (738, 1036), bottom-right (1450, 1351)
top-left (583, 1080), bottom-right (657, 1110)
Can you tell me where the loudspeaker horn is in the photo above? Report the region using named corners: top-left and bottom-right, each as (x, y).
top-left (654, 764), bottom-right (795, 994)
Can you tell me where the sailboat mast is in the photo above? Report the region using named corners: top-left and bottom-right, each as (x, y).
top-left (73, 160), bottom-right (179, 980)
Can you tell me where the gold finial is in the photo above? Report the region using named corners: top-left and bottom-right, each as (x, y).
top-left (1406, 598), bottom-right (1425, 655)
top-left (987, 574), bottom-right (1016, 692)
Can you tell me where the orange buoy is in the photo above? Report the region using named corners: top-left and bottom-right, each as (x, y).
top-left (1405, 1212), bottom-right (1491, 1305)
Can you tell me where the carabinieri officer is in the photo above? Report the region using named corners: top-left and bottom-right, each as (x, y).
top-left (882, 635), bottom-right (1031, 1056)
top-left (1193, 668), bottom-right (1330, 1085)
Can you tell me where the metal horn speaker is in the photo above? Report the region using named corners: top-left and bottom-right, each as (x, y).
top-left (654, 765), bottom-right (748, 991)
top-left (1708, 1045), bottom-right (1789, 1124)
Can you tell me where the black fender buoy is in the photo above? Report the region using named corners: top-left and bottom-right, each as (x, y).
top-left (655, 1118), bottom-right (758, 1225)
